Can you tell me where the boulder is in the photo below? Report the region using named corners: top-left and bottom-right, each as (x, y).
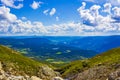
top-left (108, 69), bottom-right (120, 80)
top-left (0, 62), bottom-right (2, 70)
top-left (37, 66), bottom-right (58, 80)
top-left (53, 76), bottom-right (64, 80)
top-left (71, 66), bottom-right (111, 80)
top-left (31, 76), bottom-right (42, 80)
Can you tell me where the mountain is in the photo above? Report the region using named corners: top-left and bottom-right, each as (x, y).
top-left (69, 35), bottom-right (120, 52)
top-left (59, 47), bottom-right (120, 80)
top-left (0, 37), bottom-right (97, 65)
top-left (44, 36), bottom-right (120, 53)
top-left (0, 45), bottom-right (61, 80)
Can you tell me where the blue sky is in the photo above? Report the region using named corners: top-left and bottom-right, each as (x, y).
top-left (0, 0), bottom-right (120, 36)
top-left (10, 0), bottom-right (83, 25)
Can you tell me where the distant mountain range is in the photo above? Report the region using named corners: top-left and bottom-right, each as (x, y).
top-left (45, 35), bottom-right (120, 53)
top-left (68, 36), bottom-right (120, 52)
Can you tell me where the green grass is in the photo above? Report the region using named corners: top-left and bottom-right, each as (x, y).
top-left (59, 47), bottom-right (120, 77)
top-left (0, 45), bottom-right (45, 76)
top-left (56, 52), bottom-right (62, 55)
top-left (46, 58), bottom-right (55, 62)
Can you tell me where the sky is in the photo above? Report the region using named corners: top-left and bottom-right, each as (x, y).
top-left (0, 0), bottom-right (120, 36)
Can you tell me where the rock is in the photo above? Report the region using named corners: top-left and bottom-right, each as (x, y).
top-left (24, 75), bottom-right (30, 80)
top-left (52, 76), bottom-right (64, 80)
top-left (31, 76), bottom-right (42, 80)
top-left (0, 62), bottom-right (2, 70)
top-left (7, 75), bottom-right (25, 80)
top-left (0, 62), bottom-right (59, 80)
top-left (0, 61), bottom-right (5, 80)
top-left (71, 66), bottom-right (111, 80)
top-left (37, 66), bottom-right (58, 80)
top-left (108, 69), bottom-right (120, 80)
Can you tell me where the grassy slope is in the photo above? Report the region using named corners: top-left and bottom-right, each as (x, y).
top-left (0, 45), bottom-right (45, 76)
top-left (59, 47), bottom-right (120, 77)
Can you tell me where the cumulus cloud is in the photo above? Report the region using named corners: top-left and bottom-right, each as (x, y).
top-left (112, 7), bottom-right (120, 22)
top-left (0, 6), bottom-right (48, 35)
top-left (46, 21), bottom-right (120, 36)
top-left (0, 19), bottom-right (48, 35)
top-left (76, 2), bottom-right (120, 35)
top-left (0, 2), bottom-right (120, 36)
top-left (83, 0), bottom-right (120, 6)
top-left (43, 8), bottom-right (56, 16)
top-left (77, 2), bottom-right (102, 26)
top-left (109, 0), bottom-right (120, 6)
top-left (103, 3), bottom-right (112, 14)
top-left (30, 1), bottom-right (42, 10)
top-left (43, 9), bottom-right (49, 15)
top-left (50, 8), bottom-right (56, 16)
top-left (0, 6), bottom-right (17, 22)
top-left (0, 0), bottom-right (23, 9)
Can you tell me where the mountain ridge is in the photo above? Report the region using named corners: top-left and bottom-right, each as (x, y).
top-left (0, 45), bottom-right (62, 80)
top-left (59, 47), bottom-right (120, 80)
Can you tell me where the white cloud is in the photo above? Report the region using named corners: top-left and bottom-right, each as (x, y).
top-left (109, 0), bottom-right (120, 6)
top-left (77, 2), bottom-right (102, 26)
top-left (112, 7), bottom-right (120, 17)
top-left (43, 9), bottom-right (49, 15)
top-left (0, 3), bottom-right (120, 36)
top-left (30, 1), bottom-right (42, 10)
top-left (0, 6), bottom-right (17, 22)
top-left (83, 0), bottom-right (94, 2)
top-left (56, 16), bottom-right (59, 21)
top-left (50, 8), bottom-right (56, 16)
top-left (0, 6), bottom-right (48, 35)
top-left (43, 8), bottom-right (56, 16)
top-left (0, 0), bottom-right (23, 9)
top-left (83, 0), bottom-right (120, 6)
top-left (103, 3), bottom-right (112, 14)
top-left (76, 2), bottom-right (120, 35)
top-left (21, 17), bottom-right (27, 20)
top-left (112, 7), bottom-right (120, 22)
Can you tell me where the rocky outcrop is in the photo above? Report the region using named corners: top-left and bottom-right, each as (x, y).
top-left (37, 66), bottom-right (59, 80)
top-left (108, 69), bottom-right (120, 80)
top-left (31, 76), bottom-right (42, 80)
top-left (70, 66), bottom-right (111, 80)
top-left (0, 61), bottom-right (64, 80)
top-left (68, 65), bottom-right (120, 80)
top-left (53, 76), bottom-right (64, 80)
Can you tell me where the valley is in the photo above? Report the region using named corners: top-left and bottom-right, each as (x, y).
top-left (0, 36), bottom-right (120, 80)
top-left (0, 43), bottom-right (120, 80)
top-left (0, 36), bottom-right (120, 66)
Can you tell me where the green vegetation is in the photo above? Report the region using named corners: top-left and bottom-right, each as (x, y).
top-left (51, 61), bottom-right (65, 64)
top-left (46, 58), bottom-right (54, 62)
top-left (1, 44), bottom-right (120, 79)
top-left (0, 45), bottom-right (45, 76)
top-left (56, 52), bottom-right (62, 55)
top-left (17, 48), bottom-right (29, 54)
top-left (66, 50), bottom-right (71, 53)
top-left (59, 47), bottom-right (120, 77)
